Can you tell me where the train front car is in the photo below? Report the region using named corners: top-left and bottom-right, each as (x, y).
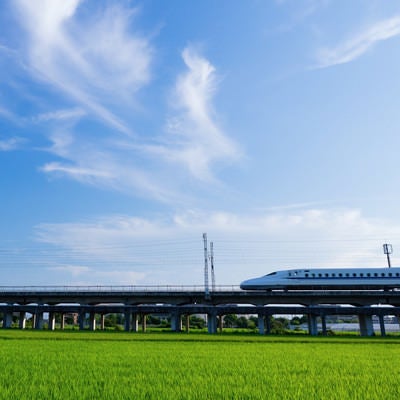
top-left (240, 271), bottom-right (288, 290)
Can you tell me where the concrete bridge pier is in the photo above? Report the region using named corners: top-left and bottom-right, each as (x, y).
top-left (141, 314), bottom-right (147, 332)
top-left (265, 315), bottom-right (271, 334)
top-left (3, 310), bottom-right (13, 329)
top-left (378, 315), bottom-right (386, 336)
top-left (100, 314), bottom-right (105, 330)
top-left (89, 312), bottom-right (96, 331)
top-left (60, 314), bottom-right (65, 330)
top-left (258, 314), bottom-right (265, 335)
top-left (171, 312), bottom-right (181, 332)
top-left (48, 312), bottom-right (56, 330)
top-left (185, 314), bottom-right (190, 333)
top-left (359, 313), bottom-right (374, 336)
top-left (124, 311), bottom-right (131, 332)
top-left (131, 313), bottom-right (138, 332)
top-left (34, 311), bottom-right (44, 330)
top-left (79, 311), bottom-right (86, 330)
top-left (19, 312), bottom-right (26, 330)
top-left (218, 315), bottom-right (223, 333)
top-left (308, 314), bottom-right (318, 336)
top-left (207, 312), bottom-right (218, 334)
top-left (321, 315), bottom-right (327, 336)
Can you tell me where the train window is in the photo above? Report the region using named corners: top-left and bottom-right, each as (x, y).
top-left (305, 273), bottom-right (309, 278)
top-left (367, 273), bottom-right (371, 277)
top-left (345, 273), bottom-right (350, 277)
top-left (381, 273), bottom-right (385, 277)
top-left (339, 273), bottom-right (343, 277)
top-left (353, 273), bottom-right (357, 277)
top-left (312, 273), bottom-right (315, 278)
top-left (374, 273), bottom-right (378, 277)
top-left (396, 273), bottom-right (400, 277)
top-left (325, 273), bottom-right (329, 277)
top-left (389, 273), bottom-right (392, 277)
top-left (267, 272), bottom-right (277, 276)
top-left (332, 273), bottom-right (335, 277)
top-left (360, 273), bottom-right (364, 277)
top-left (288, 273), bottom-right (291, 276)
top-left (318, 273), bottom-right (322, 277)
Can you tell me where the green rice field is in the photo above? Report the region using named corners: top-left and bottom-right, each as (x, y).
top-left (0, 331), bottom-right (399, 399)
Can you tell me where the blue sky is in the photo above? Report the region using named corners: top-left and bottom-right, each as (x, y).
top-left (2, 0), bottom-right (400, 286)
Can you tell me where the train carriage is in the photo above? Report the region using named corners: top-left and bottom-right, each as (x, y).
top-left (240, 267), bottom-right (400, 290)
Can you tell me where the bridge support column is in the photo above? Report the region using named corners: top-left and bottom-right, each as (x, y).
top-left (124, 312), bottom-right (131, 332)
top-left (321, 315), bottom-right (327, 336)
top-left (34, 312), bottom-right (44, 330)
top-left (308, 314), bottom-right (318, 336)
top-left (207, 312), bottom-right (218, 334)
top-left (265, 315), bottom-right (271, 334)
top-left (48, 312), bottom-right (56, 331)
top-left (79, 311), bottom-right (86, 330)
top-left (60, 314), bottom-right (65, 330)
top-left (378, 315), bottom-right (386, 336)
top-left (19, 312), bottom-right (26, 330)
top-left (3, 311), bottom-right (13, 329)
top-left (258, 314), bottom-right (265, 335)
top-left (218, 316), bottom-right (223, 333)
top-left (89, 312), bottom-right (96, 331)
top-left (100, 314), bottom-right (105, 330)
top-left (185, 314), bottom-right (190, 333)
top-left (171, 312), bottom-right (181, 332)
top-left (132, 313), bottom-right (138, 332)
top-left (142, 314), bottom-right (147, 332)
top-left (358, 314), bottom-right (374, 337)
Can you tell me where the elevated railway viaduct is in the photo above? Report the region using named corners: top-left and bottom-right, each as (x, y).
top-left (1, 287), bottom-right (400, 336)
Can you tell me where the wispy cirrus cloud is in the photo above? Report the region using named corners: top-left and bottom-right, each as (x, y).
top-left (13, 0), bottom-right (152, 135)
top-left (8, 3), bottom-right (241, 203)
top-left (33, 107), bottom-right (86, 123)
top-left (0, 136), bottom-right (26, 151)
top-left (315, 15), bottom-right (400, 68)
top-left (140, 46), bottom-right (241, 182)
top-left (39, 46), bottom-right (242, 202)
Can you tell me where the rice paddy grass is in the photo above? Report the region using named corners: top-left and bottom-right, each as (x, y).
top-left (0, 330), bottom-right (399, 399)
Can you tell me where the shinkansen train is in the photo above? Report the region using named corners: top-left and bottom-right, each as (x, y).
top-left (240, 267), bottom-right (400, 290)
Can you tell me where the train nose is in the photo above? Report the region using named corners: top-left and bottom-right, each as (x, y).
top-left (240, 278), bottom-right (257, 290)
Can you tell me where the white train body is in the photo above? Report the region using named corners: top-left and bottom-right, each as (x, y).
top-left (240, 267), bottom-right (400, 290)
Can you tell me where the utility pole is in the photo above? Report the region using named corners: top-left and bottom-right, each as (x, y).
top-left (203, 233), bottom-right (209, 297)
top-left (210, 241), bottom-right (215, 292)
top-left (383, 244), bottom-right (393, 268)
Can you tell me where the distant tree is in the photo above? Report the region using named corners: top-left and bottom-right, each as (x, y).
top-left (290, 316), bottom-right (307, 326)
top-left (189, 315), bottom-right (205, 329)
top-left (237, 316), bottom-right (249, 328)
top-left (223, 314), bottom-right (238, 328)
top-left (147, 315), bottom-right (161, 325)
top-left (270, 317), bottom-right (290, 334)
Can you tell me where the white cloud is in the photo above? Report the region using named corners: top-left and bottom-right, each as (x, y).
top-left (47, 264), bottom-right (90, 277)
top-left (33, 108), bottom-right (86, 122)
top-left (40, 162), bottom-right (114, 181)
top-left (316, 16), bottom-right (400, 68)
top-left (34, 208), bottom-right (400, 285)
top-left (10, 5), bottom-right (241, 203)
top-left (13, 0), bottom-right (152, 135)
top-left (46, 265), bottom-right (145, 285)
top-left (38, 46), bottom-right (241, 202)
top-left (0, 136), bottom-right (26, 151)
top-left (142, 46), bottom-right (241, 182)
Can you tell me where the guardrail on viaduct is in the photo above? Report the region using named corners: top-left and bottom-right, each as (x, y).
top-left (1, 287), bottom-right (400, 337)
